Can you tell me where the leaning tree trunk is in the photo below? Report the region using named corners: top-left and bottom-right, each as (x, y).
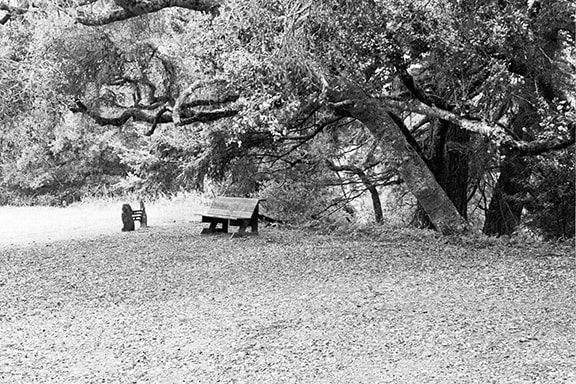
top-left (334, 98), bottom-right (469, 235)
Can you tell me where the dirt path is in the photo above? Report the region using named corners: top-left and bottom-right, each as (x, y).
top-left (0, 201), bottom-right (201, 248)
top-left (1, 226), bottom-right (574, 383)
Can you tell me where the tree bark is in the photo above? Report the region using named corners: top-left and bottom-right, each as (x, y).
top-left (77, 0), bottom-right (222, 25)
top-left (437, 121), bottom-right (470, 218)
top-left (332, 98), bottom-right (469, 235)
top-left (483, 155), bottom-right (528, 236)
top-left (414, 120), bottom-right (470, 227)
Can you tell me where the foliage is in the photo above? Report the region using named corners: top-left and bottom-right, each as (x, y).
top-left (524, 149), bottom-right (575, 239)
top-left (1, 114), bottom-right (127, 204)
top-left (259, 166), bottom-right (337, 224)
top-left (0, 0), bottom-right (573, 235)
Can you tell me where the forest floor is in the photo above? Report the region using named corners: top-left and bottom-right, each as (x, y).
top-left (0, 203), bottom-right (575, 383)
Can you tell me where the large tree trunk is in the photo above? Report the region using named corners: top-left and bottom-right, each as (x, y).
top-left (414, 120), bottom-right (470, 227)
top-left (482, 10), bottom-right (568, 236)
top-left (333, 98), bottom-right (469, 235)
top-left (439, 122), bottom-right (470, 218)
top-left (483, 155), bottom-right (528, 236)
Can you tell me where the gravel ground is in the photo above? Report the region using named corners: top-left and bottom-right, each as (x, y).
top-left (0, 222), bottom-right (575, 383)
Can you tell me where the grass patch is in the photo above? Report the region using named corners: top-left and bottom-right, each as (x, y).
top-left (0, 192), bottom-right (209, 246)
top-left (0, 226), bottom-right (574, 383)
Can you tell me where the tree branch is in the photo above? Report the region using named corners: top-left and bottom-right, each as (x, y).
top-left (506, 123), bottom-right (575, 155)
top-left (0, 2), bottom-right (29, 15)
top-left (72, 99), bottom-right (237, 129)
top-left (172, 81), bottom-right (204, 126)
top-left (331, 95), bottom-right (575, 156)
top-left (378, 97), bottom-right (508, 139)
top-left (274, 115), bottom-right (343, 162)
top-left (181, 93), bottom-right (239, 109)
top-left (76, 0), bottom-right (223, 26)
top-left (0, 12), bottom-right (10, 24)
top-left (144, 104), bottom-right (171, 136)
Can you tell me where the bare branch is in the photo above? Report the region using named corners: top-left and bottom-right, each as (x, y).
top-left (274, 115), bottom-right (343, 162)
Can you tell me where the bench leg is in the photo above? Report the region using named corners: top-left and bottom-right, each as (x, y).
top-left (139, 201), bottom-right (148, 228)
top-left (238, 219), bottom-right (249, 233)
top-left (202, 219), bottom-right (228, 234)
top-left (230, 219), bottom-right (259, 238)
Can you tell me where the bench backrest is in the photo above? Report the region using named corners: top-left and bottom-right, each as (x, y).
top-left (204, 197), bottom-right (262, 220)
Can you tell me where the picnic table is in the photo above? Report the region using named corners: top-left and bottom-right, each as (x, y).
top-left (199, 197), bottom-right (264, 237)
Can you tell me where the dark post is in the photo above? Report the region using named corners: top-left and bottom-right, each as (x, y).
top-left (139, 200), bottom-right (148, 228)
top-left (252, 204), bottom-right (259, 233)
top-left (121, 203), bottom-right (135, 231)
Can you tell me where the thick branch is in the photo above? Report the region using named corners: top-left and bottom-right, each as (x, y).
top-left (77, 0), bottom-right (222, 25)
top-left (331, 95), bottom-right (575, 157)
top-left (378, 98), bottom-right (507, 139)
top-left (182, 93), bottom-right (239, 109)
top-left (506, 123), bottom-right (575, 155)
top-left (72, 99), bottom-right (237, 128)
top-left (76, 8), bottom-right (139, 26)
top-left (178, 108), bottom-right (238, 125)
top-left (0, 2), bottom-right (29, 15)
top-left (0, 12), bottom-right (10, 24)
top-left (144, 104), bottom-right (171, 136)
top-left (172, 79), bottom-right (232, 125)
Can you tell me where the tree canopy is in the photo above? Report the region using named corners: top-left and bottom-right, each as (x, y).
top-left (0, 0), bottom-right (574, 237)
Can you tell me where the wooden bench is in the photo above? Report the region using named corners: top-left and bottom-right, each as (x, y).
top-left (121, 201), bottom-right (148, 231)
top-left (199, 197), bottom-right (263, 237)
